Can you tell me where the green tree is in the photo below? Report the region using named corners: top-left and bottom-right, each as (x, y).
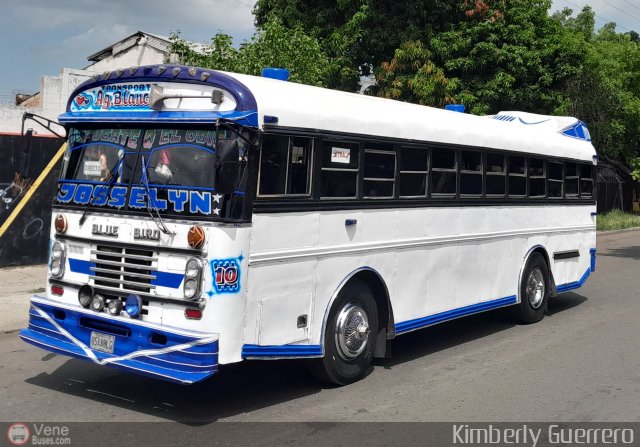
top-left (169, 19), bottom-right (329, 86)
top-left (253, 0), bottom-right (463, 90)
top-left (556, 16), bottom-right (640, 162)
top-left (425, 0), bottom-right (585, 115)
top-left (372, 41), bottom-right (457, 107)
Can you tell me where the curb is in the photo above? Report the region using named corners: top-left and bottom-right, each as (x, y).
top-left (597, 227), bottom-right (640, 235)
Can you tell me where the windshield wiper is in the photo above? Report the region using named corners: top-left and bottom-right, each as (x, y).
top-left (78, 158), bottom-right (123, 227)
top-left (140, 155), bottom-right (174, 236)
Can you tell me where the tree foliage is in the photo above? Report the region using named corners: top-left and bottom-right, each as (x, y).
top-left (253, 0), bottom-right (463, 90)
top-left (172, 0), bottom-right (640, 171)
top-left (169, 19), bottom-right (329, 86)
top-left (371, 41), bottom-right (457, 108)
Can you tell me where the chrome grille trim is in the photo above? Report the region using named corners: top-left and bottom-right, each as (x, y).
top-left (91, 249), bottom-right (157, 262)
top-left (91, 244), bottom-right (157, 293)
top-left (88, 275), bottom-right (157, 289)
top-left (90, 267), bottom-right (157, 280)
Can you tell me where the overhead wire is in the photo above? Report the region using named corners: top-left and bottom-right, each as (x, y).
top-left (557, 0), bottom-right (635, 32)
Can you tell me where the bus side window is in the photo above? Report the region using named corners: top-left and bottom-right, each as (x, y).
top-left (431, 148), bottom-right (456, 196)
top-left (529, 158), bottom-right (546, 198)
top-left (565, 163), bottom-right (579, 198)
top-left (460, 150), bottom-right (482, 197)
top-left (399, 147), bottom-right (428, 198)
top-left (508, 156), bottom-right (526, 197)
top-left (258, 135), bottom-right (313, 196)
top-left (580, 164), bottom-right (594, 198)
top-left (485, 153), bottom-right (506, 197)
top-left (547, 161), bottom-right (563, 198)
top-left (321, 141), bottom-right (359, 198)
top-left (363, 148), bottom-right (395, 198)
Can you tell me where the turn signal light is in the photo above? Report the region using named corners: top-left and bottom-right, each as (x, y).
top-left (187, 226), bottom-right (205, 249)
top-left (54, 214), bottom-right (68, 234)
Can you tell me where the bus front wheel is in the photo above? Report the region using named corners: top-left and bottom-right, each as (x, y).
top-left (308, 280), bottom-right (378, 385)
top-left (512, 253), bottom-right (549, 324)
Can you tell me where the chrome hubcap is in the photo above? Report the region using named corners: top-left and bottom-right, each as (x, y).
top-left (335, 303), bottom-right (370, 360)
top-left (526, 267), bottom-right (545, 309)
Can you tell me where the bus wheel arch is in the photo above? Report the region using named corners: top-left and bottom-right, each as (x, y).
top-left (513, 246), bottom-right (553, 324)
top-left (520, 245), bottom-right (556, 297)
top-left (328, 268), bottom-right (393, 356)
top-left (312, 267), bottom-right (394, 384)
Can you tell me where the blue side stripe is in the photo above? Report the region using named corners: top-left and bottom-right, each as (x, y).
top-left (68, 258), bottom-right (93, 275)
top-left (242, 344), bottom-right (323, 358)
top-left (395, 295), bottom-right (518, 335)
top-left (556, 268), bottom-right (591, 293)
top-left (589, 248), bottom-right (597, 272)
top-left (68, 258), bottom-right (183, 289)
top-left (151, 271), bottom-right (184, 289)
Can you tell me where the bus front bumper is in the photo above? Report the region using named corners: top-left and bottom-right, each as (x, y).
top-left (19, 295), bottom-right (219, 385)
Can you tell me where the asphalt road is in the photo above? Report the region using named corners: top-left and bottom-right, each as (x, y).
top-left (1, 230), bottom-right (639, 424)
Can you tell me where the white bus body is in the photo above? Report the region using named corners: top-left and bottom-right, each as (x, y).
top-left (20, 65), bottom-right (596, 385)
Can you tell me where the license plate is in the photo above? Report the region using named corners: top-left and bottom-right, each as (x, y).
top-left (90, 331), bottom-right (115, 354)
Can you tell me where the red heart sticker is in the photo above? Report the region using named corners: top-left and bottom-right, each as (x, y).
top-left (75, 95), bottom-right (87, 106)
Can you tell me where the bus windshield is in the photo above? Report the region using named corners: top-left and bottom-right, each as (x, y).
top-left (58, 127), bottom-right (251, 221)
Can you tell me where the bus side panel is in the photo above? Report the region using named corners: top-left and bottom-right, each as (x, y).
top-left (200, 225), bottom-right (252, 364)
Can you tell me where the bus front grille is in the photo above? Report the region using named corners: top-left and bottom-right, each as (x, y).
top-left (90, 245), bottom-right (157, 294)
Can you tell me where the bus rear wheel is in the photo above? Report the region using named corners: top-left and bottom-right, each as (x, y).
top-left (512, 253), bottom-right (549, 324)
top-left (308, 280), bottom-right (378, 385)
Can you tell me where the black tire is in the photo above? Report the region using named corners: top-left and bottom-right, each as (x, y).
top-left (308, 280), bottom-right (378, 385)
top-left (511, 253), bottom-right (550, 324)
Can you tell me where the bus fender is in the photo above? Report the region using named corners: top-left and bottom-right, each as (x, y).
top-left (520, 245), bottom-right (557, 300)
top-left (321, 266), bottom-right (395, 359)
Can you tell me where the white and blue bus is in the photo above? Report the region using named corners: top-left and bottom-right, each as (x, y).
top-left (20, 65), bottom-right (597, 385)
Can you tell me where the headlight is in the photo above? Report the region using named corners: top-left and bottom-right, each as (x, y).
top-left (185, 258), bottom-right (201, 278)
top-left (50, 259), bottom-right (62, 277)
top-left (50, 241), bottom-right (66, 278)
top-left (78, 285), bottom-right (93, 308)
top-left (107, 299), bottom-right (123, 316)
top-left (52, 242), bottom-right (64, 260)
top-left (184, 279), bottom-right (198, 299)
top-left (183, 257), bottom-right (203, 299)
top-left (90, 294), bottom-right (105, 312)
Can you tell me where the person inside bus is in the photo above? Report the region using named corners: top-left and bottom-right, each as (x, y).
top-left (149, 148), bottom-right (173, 184)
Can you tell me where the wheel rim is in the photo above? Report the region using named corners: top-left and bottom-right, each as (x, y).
top-left (526, 267), bottom-right (545, 309)
top-left (335, 302), bottom-right (370, 360)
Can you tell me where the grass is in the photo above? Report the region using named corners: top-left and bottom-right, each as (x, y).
top-left (597, 210), bottom-right (640, 231)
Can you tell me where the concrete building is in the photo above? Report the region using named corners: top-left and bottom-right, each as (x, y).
top-left (1, 31), bottom-right (173, 137)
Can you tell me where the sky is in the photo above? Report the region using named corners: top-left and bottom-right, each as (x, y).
top-left (0, 0), bottom-right (638, 101)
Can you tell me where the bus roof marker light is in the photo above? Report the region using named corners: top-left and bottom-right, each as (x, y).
top-left (261, 68), bottom-right (290, 81)
top-left (188, 67), bottom-right (197, 77)
top-left (115, 69), bottom-right (124, 78)
top-left (125, 294), bottom-right (142, 319)
top-left (200, 72), bottom-right (211, 82)
top-left (445, 104), bottom-right (466, 113)
top-left (172, 67), bottom-right (182, 77)
top-left (157, 66), bottom-right (167, 75)
top-left (129, 67), bottom-right (138, 76)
